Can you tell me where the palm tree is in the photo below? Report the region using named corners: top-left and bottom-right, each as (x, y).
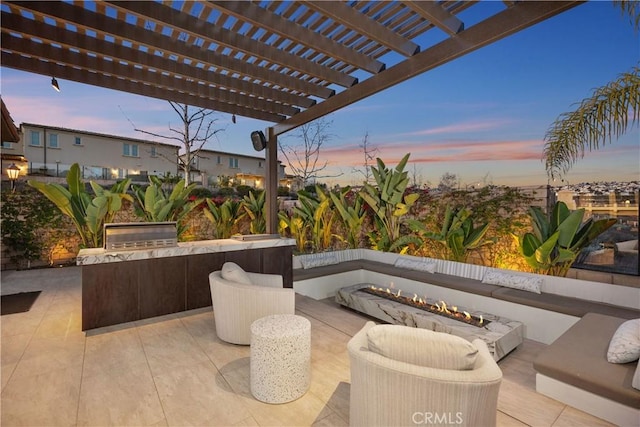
top-left (543, 1), bottom-right (639, 179)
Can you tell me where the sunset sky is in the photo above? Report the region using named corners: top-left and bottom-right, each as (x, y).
top-left (1, 1), bottom-right (638, 188)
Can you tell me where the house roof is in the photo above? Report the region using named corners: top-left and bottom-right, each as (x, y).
top-left (1, 98), bottom-right (20, 143)
top-left (1, 1), bottom-right (582, 137)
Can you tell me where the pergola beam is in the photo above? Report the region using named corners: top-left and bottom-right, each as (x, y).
top-left (274, 0), bottom-right (583, 136)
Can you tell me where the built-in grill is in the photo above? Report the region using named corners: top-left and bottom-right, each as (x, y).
top-left (104, 222), bottom-right (178, 251)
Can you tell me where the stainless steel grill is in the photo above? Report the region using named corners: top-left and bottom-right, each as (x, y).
top-left (104, 222), bottom-right (178, 251)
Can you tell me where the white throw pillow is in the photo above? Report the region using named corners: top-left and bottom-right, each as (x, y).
top-left (482, 270), bottom-right (543, 294)
top-left (221, 262), bottom-right (252, 285)
top-left (394, 257), bottom-right (437, 273)
top-left (607, 318), bottom-right (640, 364)
top-left (299, 253), bottom-right (339, 269)
top-left (367, 324), bottom-right (478, 370)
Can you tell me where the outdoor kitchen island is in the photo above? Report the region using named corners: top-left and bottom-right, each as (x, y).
top-left (77, 237), bottom-right (295, 331)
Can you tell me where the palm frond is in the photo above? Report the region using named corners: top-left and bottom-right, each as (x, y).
top-left (543, 64), bottom-right (640, 179)
top-left (614, 0), bottom-right (640, 30)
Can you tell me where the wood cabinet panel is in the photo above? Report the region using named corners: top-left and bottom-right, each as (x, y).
top-left (262, 246), bottom-right (293, 288)
top-left (186, 253), bottom-right (224, 309)
top-left (82, 262), bottom-right (139, 330)
top-left (225, 249), bottom-right (262, 273)
top-left (139, 257), bottom-right (186, 319)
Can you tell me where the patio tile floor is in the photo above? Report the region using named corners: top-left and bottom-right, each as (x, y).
top-left (0, 266), bottom-right (613, 426)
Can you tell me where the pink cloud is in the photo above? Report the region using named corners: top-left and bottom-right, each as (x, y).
top-left (319, 139), bottom-right (547, 167)
top-left (400, 119), bottom-right (513, 137)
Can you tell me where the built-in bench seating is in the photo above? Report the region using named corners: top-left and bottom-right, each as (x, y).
top-left (533, 313), bottom-right (639, 426)
top-left (293, 250), bottom-right (640, 424)
top-left (293, 258), bottom-right (640, 319)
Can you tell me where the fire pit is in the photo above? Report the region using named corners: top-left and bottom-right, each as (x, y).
top-left (336, 283), bottom-right (523, 361)
top-left (361, 285), bottom-right (490, 328)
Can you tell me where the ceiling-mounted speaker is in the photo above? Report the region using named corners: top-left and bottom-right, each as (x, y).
top-left (251, 130), bottom-right (267, 151)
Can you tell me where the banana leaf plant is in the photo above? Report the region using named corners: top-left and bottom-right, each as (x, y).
top-left (203, 198), bottom-right (243, 239)
top-left (330, 187), bottom-right (366, 249)
top-left (294, 186), bottom-right (339, 251)
top-left (515, 201), bottom-right (616, 276)
top-left (408, 205), bottom-right (491, 262)
top-left (359, 153), bottom-right (419, 252)
top-left (242, 190), bottom-right (266, 234)
top-left (278, 211), bottom-right (308, 253)
top-left (131, 176), bottom-right (200, 239)
top-left (28, 163), bottom-right (132, 248)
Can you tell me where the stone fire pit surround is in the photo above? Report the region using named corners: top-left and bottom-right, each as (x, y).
top-left (336, 283), bottom-right (524, 361)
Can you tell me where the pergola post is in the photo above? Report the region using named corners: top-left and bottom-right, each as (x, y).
top-left (265, 127), bottom-right (279, 234)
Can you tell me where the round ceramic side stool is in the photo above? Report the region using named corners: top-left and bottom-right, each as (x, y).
top-left (250, 314), bottom-right (311, 404)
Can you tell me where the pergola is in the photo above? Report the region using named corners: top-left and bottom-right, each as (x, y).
top-left (0, 0), bottom-right (583, 232)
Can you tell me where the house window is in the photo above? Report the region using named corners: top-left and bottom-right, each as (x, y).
top-left (229, 157), bottom-right (238, 168)
top-left (74, 136), bottom-right (82, 145)
top-left (1, 141), bottom-right (13, 149)
top-left (48, 133), bottom-right (58, 148)
top-left (123, 143), bottom-right (139, 157)
top-left (30, 130), bottom-right (41, 146)
top-left (217, 155), bottom-right (222, 164)
top-left (258, 161), bottom-right (263, 168)
top-left (150, 146), bottom-right (157, 157)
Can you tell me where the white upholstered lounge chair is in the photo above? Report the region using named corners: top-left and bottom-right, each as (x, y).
top-left (209, 262), bottom-right (295, 345)
top-left (348, 321), bottom-right (502, 427)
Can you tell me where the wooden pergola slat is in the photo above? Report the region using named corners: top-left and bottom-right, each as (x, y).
top-left (1, 52), bottom-right (286, 123)
top-left (9, 1), bottom-right (334, 100)
top-left (107, 1), bottom-right (358, 88)
top-left (404, 0), bottom-right (465, 36)
top-left (0, 13), bottom-right (316, 110)
top-left (210, 0), bottom-right (386, 74)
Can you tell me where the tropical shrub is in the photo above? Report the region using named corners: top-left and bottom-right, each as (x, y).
top-left (242, 190), bottom-right (266, 234)
top-left (359, 153), bottom-right (419, 252)
top-left (190, 187), bottom-right (214, 198)
top-left (235, 185), bottom-right (253, 198)
top-left (131, 176), bottom-right (201, 240)
top-left (216, 187), bottom-right (235, 197)
top-left (203, 198), bottom-right (243, 239)
top-left (293, 186), bottom-right (339, 252)
top-left (28, 163), bottom-right (132, 248)
top-left (515, 201), bottom-right (617, 276)
top-left (418, 186), bottom-right (534, 269)
top-left (330, 187), bottom-right (367, 249)
top-left (409, 205), bottom-right (491, 263)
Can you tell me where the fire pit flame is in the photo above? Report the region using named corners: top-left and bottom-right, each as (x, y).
top-left (362, 285), bottom-right (489, 328)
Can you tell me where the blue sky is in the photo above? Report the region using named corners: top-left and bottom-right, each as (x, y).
top-left (1, 1), bottom-right (638, 188)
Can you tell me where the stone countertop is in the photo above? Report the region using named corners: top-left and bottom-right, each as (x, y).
top-left (77, 237), bottom-right (296, 266)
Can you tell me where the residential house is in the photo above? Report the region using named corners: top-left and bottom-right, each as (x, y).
top-left (1, 99), bottom-right (26, 182)
top-left (188, 149), bottom-right (289, 189)
top-left (18, 123), bottom-right (179, 182)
